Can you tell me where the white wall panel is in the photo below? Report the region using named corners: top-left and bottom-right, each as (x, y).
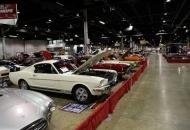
top-left (25, 40), bottom-right (47, 54)
top-left (5, 38), bottom-right (24, 57)
top-left (0, 38), bottom-right (47, 58)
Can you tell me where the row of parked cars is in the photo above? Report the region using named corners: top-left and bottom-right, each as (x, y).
top-left (0, 48), bottom-right (146, 129)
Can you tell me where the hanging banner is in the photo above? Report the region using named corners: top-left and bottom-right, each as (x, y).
top-left (140, 40), bottom-right (147, 45)
top-left (0, 4), bottom-right (18, 25)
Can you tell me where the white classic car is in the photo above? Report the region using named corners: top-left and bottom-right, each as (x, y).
top-left (53, 55), bottom-right (74, 60)
top-left (9, 51), bottom-right (117, 104)
top-left (0, 60), bottom-right (26, 71)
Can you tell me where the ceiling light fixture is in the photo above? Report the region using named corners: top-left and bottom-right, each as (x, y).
top-left (99, 21), bottom-right (105, 25)
top-left (163, 20), bottom-right (166, 23)
top-left (68, 24), bottom-right (73, 29)
top-left (76, 13), bottom-right (79, 17)
top-left (164, 13), bottom-right (167, 15)
top-left (9, 35), bottom-right (17, 38)
top-left (56, 1), bottom-right (64, 6)
top-left (166, 0), bottom-right (171, 2)
top-left (156, 32), bottom-right (168, 35)
top-left (121, 18), bottom-right (127, 21)
top-left (125, 24), bottom-right (133, 31)
top-left (183, 26), bottom-right (187, 28)
top-left (46, 29), bottom-right (51, 32)
top-left (186, 29), bottom-right (189, 33)
top-left (101, 36), bottom-right (109, 39)
top-left (75, 34), bottom-right (79, 37)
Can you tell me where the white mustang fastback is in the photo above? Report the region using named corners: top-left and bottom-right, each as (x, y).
top-left (9, 51), bottom-right (117, 104)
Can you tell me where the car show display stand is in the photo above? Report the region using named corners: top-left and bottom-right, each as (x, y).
top-left (75, 59), bottom-right (148, 130)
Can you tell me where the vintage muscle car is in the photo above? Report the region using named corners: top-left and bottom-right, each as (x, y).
top-left (0, 60), bottom-right (25, 79)
top-left (124, 55), bottom-right (143, 61)
top-left (93, 62), bottom-right (131, 77)
top-left (9, 51), bottom-right (117, 104)
top-left (103, 48), bottom-right (140, 67)
top-left (0, 66), bottom-right (10, 78)
top-left (54, 55), bottom-right (75, 60)
top-left (0, 88), bottom-right (55, 130)
top-left (0, 60), bottom-right (26, 71)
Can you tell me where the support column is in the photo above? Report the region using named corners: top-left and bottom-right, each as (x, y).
top-left (130, 37), bottom-right (133, 48)
top-left (83, 9), bottom-right (89, 55)
top-left (187, 36), bottom-right (189, 49)
top-left (121, 30), bottom-right (124, 52)
top-left (1, 25), bottom-right (6, 59)
top-left (130, 37), bottom-right (133, 53)
top-left (23, 39), bottom-right (26, 53)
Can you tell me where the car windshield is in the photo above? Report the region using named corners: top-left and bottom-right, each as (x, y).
top-left (53, 61), bottom-right (77, 74)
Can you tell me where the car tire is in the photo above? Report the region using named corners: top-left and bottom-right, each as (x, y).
top-left (19, 80), bottom-right (30, 90)
top-left (73, 85), bottom-right (93, 104)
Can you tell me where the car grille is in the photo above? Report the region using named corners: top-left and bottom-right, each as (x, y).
top-left (21, 118), bottom-right (48, 130)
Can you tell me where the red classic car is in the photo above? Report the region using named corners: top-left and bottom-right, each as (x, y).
top-left (75, 56), bottom-right (92, 66)
top-left (58, 53), bottom-right (131, 79)
top-left (167, 54), bottom-right (190, 59)
top-left (93, 62), bottom-right (131, 77)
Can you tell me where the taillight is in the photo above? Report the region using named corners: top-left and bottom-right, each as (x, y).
top-left (1, 73), bottom-right (9, 77)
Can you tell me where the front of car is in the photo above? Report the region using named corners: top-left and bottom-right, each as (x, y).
top-left (73, 51), bottom-right (118, 94)
top-left (0, 88), bottom-right (55, 130)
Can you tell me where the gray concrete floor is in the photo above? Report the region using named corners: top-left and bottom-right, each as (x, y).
top-left (97, 53), bottom-right (190, 130)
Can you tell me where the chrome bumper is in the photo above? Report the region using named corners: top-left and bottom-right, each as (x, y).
top-left (93, 85), bottom-right (110, 91)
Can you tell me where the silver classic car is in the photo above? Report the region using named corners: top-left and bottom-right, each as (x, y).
top-left (0, 88), bottom-right (56, 130)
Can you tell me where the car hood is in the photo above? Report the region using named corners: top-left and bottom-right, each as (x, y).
top-left (0, 88), bottom-right (48, 130)
top-left (74, 51), bottom-right (111, 74)
top-left (121, 47), bottom-right (133, 60)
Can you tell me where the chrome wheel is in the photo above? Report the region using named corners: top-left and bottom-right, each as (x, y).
top-left (75, 87), bottom-right (88, 102)
top-left (19, 80), bottom-right (29, 90)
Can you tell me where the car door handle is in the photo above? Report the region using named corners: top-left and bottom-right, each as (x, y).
top-left (33, 74), bottom-right (37, 77)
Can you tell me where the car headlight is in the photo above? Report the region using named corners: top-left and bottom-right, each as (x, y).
top-left (99, 80), bottom-right (104, 86)
top-left (48, 102), bottom-right (56, 112)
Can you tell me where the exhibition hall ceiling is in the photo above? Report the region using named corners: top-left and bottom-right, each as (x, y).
top-left (1, 0), bottom-right (190, 46)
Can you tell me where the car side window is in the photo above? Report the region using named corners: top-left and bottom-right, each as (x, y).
top-left (34, 63), bottom-right (57, 74)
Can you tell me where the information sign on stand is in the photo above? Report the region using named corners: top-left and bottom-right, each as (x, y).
top-left (0, 4), bottom-right (18, 25)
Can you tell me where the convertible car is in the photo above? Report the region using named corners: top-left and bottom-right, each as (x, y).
top-left (0, 88), bottom-right (55, 130)
top-left (9, 51), bottom-right (117, 104)
top-left (93, 62), bottom-right (131, 77)
top-left (103, 48), bottom-right (140, 67)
